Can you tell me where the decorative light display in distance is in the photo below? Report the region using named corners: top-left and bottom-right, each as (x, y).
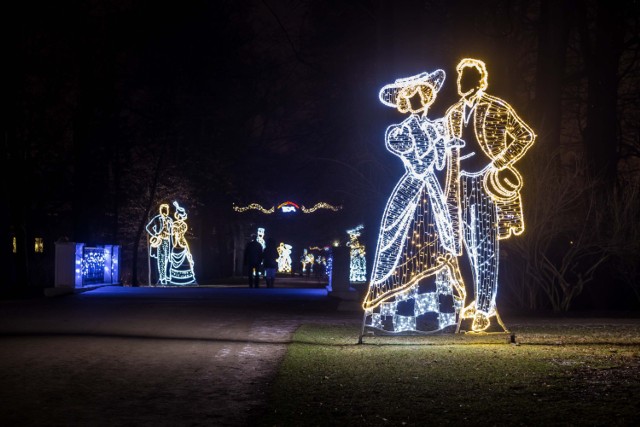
top-left (233, 202), bottom-right (342, 213)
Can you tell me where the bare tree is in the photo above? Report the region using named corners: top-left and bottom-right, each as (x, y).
top-left (503, 148), bottom-right (609, 311)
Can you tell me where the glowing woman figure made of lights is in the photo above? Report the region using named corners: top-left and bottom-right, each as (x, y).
top-left (169, 201), bottom-right (196, 285)
top-left (362, 69), bottom-right (468, 334)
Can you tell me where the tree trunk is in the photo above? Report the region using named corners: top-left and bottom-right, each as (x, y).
top-left (533, 0), bottom-right (573, 155)
top-left (131, 149), bottom-right (165, 287)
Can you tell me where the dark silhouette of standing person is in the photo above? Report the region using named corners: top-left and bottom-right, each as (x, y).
top-left (244, 234), bottom-right (263, 288)
top-left (262, 237), bottom-right (279, 288)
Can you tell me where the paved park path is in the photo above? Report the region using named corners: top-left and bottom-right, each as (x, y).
top-left (0, 280), bottom-right (362, 426)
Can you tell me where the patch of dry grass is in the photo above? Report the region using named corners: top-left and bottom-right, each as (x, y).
top-left (257, 320), bottom-right (640, 426)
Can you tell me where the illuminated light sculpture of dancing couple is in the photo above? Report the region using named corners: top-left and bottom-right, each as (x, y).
top-left (361, 58), bottom-right (535, 335)
top-left (146, 201), bottom-right (197, 286)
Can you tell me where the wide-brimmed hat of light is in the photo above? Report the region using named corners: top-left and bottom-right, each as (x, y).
top-left (378, 69), bottom-right (446, 108)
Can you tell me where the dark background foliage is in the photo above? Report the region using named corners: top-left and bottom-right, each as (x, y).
top-left (2, 0), bottom-right (639, 310)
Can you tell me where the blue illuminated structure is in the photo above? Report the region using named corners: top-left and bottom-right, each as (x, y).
top-left (55, 242), bottom-right (120, 288)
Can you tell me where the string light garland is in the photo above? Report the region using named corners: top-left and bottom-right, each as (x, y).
top-left (300, 202), bottom-right (343, 213)
top-left (232, 201), bottom-right (342, 214)
top-left (232, 203), bottom-right (274, 214)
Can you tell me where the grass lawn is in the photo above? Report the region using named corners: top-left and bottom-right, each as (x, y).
top-left (256, 319), bottom-right (640, 426)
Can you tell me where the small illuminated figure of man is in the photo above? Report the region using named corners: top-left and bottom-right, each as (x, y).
top-left (256, 227), bottom-right (266, 250)
top-left (445, 58), bottom-right (535, 331)
top-left (146, 203), bottom-right (173, 285)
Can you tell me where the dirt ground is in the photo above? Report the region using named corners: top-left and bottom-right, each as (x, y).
top-left (1, 283), bottom-right (638, 426)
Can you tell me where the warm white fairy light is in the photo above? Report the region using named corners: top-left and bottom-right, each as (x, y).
top-left (444, 58), bottom-right (535, 332)
top-left (300, 202), bottom-right (343, 213)
top-left (346, 225), bottom-right (367, 283)
top-left (232, 203), bottom-right (275, 214)
top-left (34, 237), bottom-right (44, 253)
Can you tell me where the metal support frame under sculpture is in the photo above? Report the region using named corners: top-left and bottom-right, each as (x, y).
top-left (361, 58), bottom-right (535, 339)
top-left (146, 201), bottom-right (197, 286)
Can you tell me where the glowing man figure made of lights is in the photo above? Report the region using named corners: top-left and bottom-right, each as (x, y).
top-left (362, 69), bottom-right (468, 335)
top-left (444, 58), bottom-right (535, 332)
top-left (277, 242), bottom-right (293, 273)
top-left (146, 203), bottom-right (173, 285)
top-left (347, 225), bottom-right (367, 283)
top-left (233, 202), bottom-right (342, 214)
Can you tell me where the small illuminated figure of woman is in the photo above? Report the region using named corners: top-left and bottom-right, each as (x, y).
top-left (169, 201), bottom-right (196, 285)
top-left (277, 242), bottom-right (293, 273)
top-left (347, 225), bottom-right (367, 283)
top-left (362, 70), bottom-right (466, 334)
